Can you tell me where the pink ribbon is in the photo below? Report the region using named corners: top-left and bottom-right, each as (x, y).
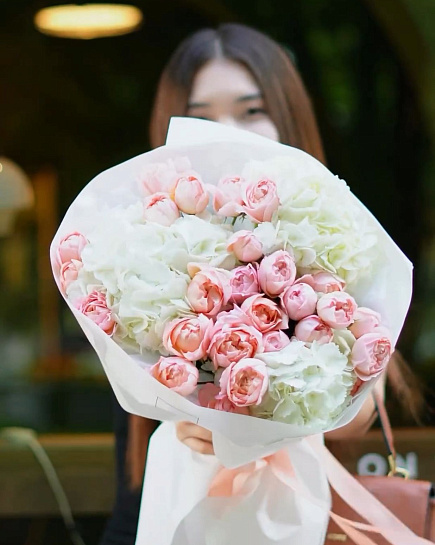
top-left (208, 442), bottom-right (433, 545)
top-left (208, 449), bottom-right (295, 497)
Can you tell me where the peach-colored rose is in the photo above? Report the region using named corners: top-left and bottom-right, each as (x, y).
top-left (241, 179), bottom-right (280, 223)
top-left (220, 358), bottom-right (268, 407)
top-left (317, 291), bottom-right (357, 329)
top-left (60, 259), bottom-right (83, 293)
top-left (241, 294), bottom-right (288, 333)
top-left (263, 330), bottom-right (291, 352)
top-left (143, 192), bottom-right (180, 226)
top-left (213, 175), bottom-right (245, 217)
top-left (208, 316), bottom-right (263, 369)
top-left (78, 290), bottom-right (116, 335)
top-left (229, 263), bottom-right (260, 305)
top-left (298, 272), bottom-right (345, 294)
top-left (57, 232), bottom-right (87, 266)
top-left (150, 356), bottom-right (199, 395)
top-left (349, 307), bottom-right (382, 339)
top-left (351, 330), bottom-right (392, 381)
top-left (227, 230), bottom-right (263, 262)
top-left (294, 315), bottom-right (333, 344)
top-left (173, 174), bottom-right (209, 214)
top-left (280, 282), bottom-right (317, 321)
top-left (258, 250), bottom-right (297, 297)
top-left (186, 267), bottom-right (232, 317)
top-left (198, 383), bottom-right (249, 414)
top-left (163, 315), bottom-right (213, 361)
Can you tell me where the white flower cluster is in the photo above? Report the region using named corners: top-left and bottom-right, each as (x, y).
top-left (253, 341), bottom-right (354, 427)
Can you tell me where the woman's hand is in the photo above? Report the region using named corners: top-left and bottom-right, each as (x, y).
top-left (175, 421), bottom-right (215, 455)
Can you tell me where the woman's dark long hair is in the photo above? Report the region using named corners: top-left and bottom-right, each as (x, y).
top-left (128, 23), bottom-right (424, 490)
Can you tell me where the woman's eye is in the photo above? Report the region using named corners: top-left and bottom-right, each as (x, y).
top-left (245, 107), bottom-right (267, 117)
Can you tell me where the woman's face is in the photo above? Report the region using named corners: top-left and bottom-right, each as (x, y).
top-left (186, 59), bottom-right (279, 142)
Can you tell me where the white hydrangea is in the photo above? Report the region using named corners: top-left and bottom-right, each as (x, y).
top-left (254, 340), bottom-right (355, 428)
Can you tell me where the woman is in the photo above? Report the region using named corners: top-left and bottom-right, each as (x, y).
top-left (100, 23), bottom-right (420, 545)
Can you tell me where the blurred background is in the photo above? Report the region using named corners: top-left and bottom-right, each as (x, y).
top-left (1, 0), bottom-right (435, 543)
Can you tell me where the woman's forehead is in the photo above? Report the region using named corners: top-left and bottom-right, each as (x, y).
top-left (188, 59), bottom-right (261, 104)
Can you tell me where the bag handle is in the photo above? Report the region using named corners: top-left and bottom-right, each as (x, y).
top-left (372, 388), bottom-right (409, 478)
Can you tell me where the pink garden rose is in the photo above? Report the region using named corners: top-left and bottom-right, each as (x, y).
top-left (198, 383), bottom-right (249, 414)
top-left (280, 282), bottom-right (317, 321)
top-left (57, 232), bottom-right (87, 266)
top-left (349, 307), bottom-right (382, 339)
top-left (138, 157), bottom-right (191, 196)
top-left (208, 313), bottom-right (263, 369)
top-left (60, 259), bottom-right (83, 293)
top-left (186, 267), bottom-right (232, 317)
top-left (229, 263), bottom-right (260, 305)
top-left (227, 230), bottom-right (263, 262)
top-left (241, 179), bottom-right (280, 223)
top-left (294, 315), bottom-right (333, 344)
top-left (219, 358), bottom-right (268, 407)
top-left (351, 330), bottom-right (392, 381)
top-left (173, 174), bottom-right (209, 214)
top-left (263, 330), bottom-right (291, 352)
top-left (213, 175), bottom-right (245, 217)
top-left (298, 271), bottom-right (345, 294)
top-left (241, 294), bottom-right (288, 333)
top-left (143, 192), bottom-right (180, 226)
top-left (150, 356), bottom-right (199, 396)
top-left (78, 290), bottom-right (116, 335)
top-left (317, 291), bottom-right (357, 329)
top-left (258, 250), bottom-right (297, 297)
top-left (163, 314), bottom-right (213, 361)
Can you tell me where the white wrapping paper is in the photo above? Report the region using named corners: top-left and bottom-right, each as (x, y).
top-left (51, 118), bottom-right (413, 545)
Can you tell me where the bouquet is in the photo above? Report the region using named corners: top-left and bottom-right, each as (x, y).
top-left (50, 118), bottom-right (413, 545)
top-left (55, 157), bottom-right (392, 431)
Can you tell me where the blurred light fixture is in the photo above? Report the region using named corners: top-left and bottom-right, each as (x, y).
top-left (0, 158), bottom-right (34, 236)
top-left (34, 3), bottom-right (143, 39)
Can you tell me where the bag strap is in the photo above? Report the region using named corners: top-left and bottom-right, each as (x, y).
top-left (372, 388), bottom-right (409, 478)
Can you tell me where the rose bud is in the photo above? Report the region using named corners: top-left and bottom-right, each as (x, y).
top-left (229, 263), bottom-right (260, 305)
top-left (219, 358), bottom-right (269, 407)
top-left (57, 232), bottom-right (87, 266)
top-left (186, 267), bottom-right (232, 317)
top-left (241, 178), bottom-right (280, 223)
top-left (150, 356), bottom-right (199, 396)
top-left (227, 230), bottom-right (263, 262)
top-left (263, 330), bottom-right (291, 352)
top-left (60, 259), bottom-right (83, 293)
top-left (317, 291), bottom-right (357, 329)
top-left (213, 175), bottom-right (245, 217)
top-left (298, 271), bottom-right (345, 294)
top-left (258, 250), bottom-right (297, 297)
top-left (351, 329), bottom-right (392, 381)
top-left (143, 192), bottom-right (180, 226)
top-left (280, 282), bottom-right (317, 321)
top-left (163, 314), bottom-right (213, 361)
top-left (208, 317), bottom-right (263, 370)
top-left (78, 290), bottom-right (116, 335)
top-left (241, 294), bottom-right (288, 333)
top-left (294, 315), bottom-right (333, 344)
top-left (349, 307), bottom-right (382, 339)
top-left (173, 174), bottom-right (209, 214)
top-left (198, 383), bottom-right (249, 414)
